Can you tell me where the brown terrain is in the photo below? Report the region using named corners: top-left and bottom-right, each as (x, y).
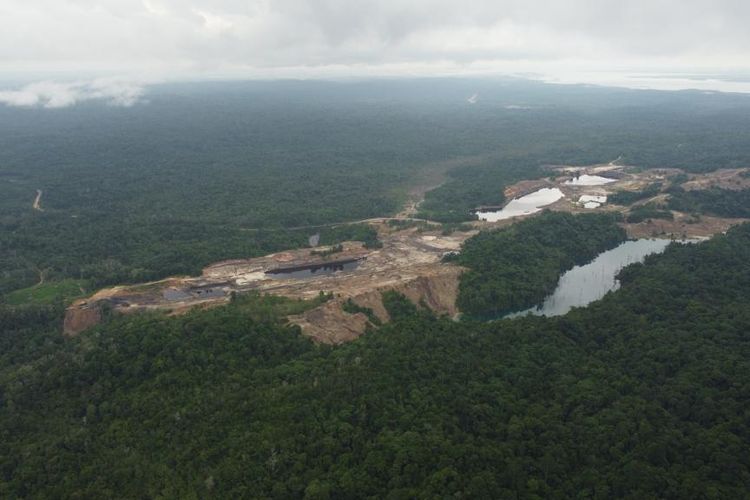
top-left (64, 163), bottom-right (750, 342)
top-left (65, 225), bottom-right (474, 343)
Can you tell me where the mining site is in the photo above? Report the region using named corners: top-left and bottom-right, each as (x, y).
top-left (477, 163), bottom-right (748, 238)
top-left (65, 224), bottom-right (474, 343)
top-left (65, 163), bottom-right (749, 342)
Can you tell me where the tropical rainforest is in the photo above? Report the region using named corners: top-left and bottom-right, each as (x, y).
top-left (667, 186), bottom-right (750, 218)
top-left (2, 222), bottom-right (750, 498)
top-left (3, 79), bottom-right (750, 498)
top-left (4, 78), bottom-right (750, 298)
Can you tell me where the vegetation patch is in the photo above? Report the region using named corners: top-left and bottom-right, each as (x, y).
top-left (668, 186), bottom-right (750, 218)
top-left (626, 204), bottom-right (674, 223)
top-left (341, 298), bottom-right (382, 326)
top-left (229, 291), bottom-right (332, 321)
top-left (4, 279), bottom-right (87, 306)
top-left (310, 244), bottom-right (344, 258)
top-left (319, 224), bottom-right (382, 249)
top-left (609, 182), bottom-right (663, 205)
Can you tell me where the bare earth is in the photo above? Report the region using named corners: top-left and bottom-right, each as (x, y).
top-left (65, 225), bottom-right (475, 342)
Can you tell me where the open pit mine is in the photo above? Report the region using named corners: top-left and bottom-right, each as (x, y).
top-left (64, 225), bottom-right (475, 343)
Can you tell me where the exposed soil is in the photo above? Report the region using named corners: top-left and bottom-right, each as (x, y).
top-left (65, 226), bottom-right (474, 341)
top-left (63, 302), bottom-right (101, 337)
top-left (290, 268), bottom-right (463, 344)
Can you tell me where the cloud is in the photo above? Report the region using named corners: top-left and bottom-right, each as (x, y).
top-left (0, 0), bottom-right (748, 84)
top-left (0, 79), bottom-right (145, 109)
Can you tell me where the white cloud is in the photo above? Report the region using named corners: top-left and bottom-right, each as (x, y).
top-left (191, 8), bottom-right (234, 36)
top-left (0, 79), bottom-right (146, 108)
top-left (0, 1), bottom-right (748, 87)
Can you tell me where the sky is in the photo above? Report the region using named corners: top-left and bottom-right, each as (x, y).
top-left (1, 0), bottom-right (749, 106)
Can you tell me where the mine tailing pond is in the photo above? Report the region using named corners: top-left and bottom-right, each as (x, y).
top-left (265, 259), bottom-right (362, 280)
top-left (475, 188), bottom-right (564, 222)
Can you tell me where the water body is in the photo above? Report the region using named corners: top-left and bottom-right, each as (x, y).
top-left (163, 287), bottom-right (226, 301)
top-left (266, 260), bottom-right (360, 280)
top-left (507, 239), bottom-right (691, 318)
top-left (163, 289), bottom-right (191, 301)
top-left (564, 175), bottom-right (616, 186)
top-left (193, 287), bottom-right (226, 298)
top-left (476, 188), bottom-right (564, 222)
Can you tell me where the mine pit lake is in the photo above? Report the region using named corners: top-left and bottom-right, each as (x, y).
top-left (266, 260), bottom-right (361, 280)
top-left (476, 188), bottom-right (564, 222)
top-left (163, 287), bottom-right (227, 301)
top-left (507, 238), bottom-right (697, 318)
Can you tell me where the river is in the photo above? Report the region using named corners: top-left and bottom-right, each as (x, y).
top-left (507, 238), bottom-right (696, 318)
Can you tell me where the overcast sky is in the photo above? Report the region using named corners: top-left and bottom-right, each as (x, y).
top-left (1, 0), bottom-right (750, 103)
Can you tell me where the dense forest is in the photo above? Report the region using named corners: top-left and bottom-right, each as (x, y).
top-left (625, 204), bottom-right (675, 223)
top-left (452, 212), bottom-right (626, 318)
top-left (3, 79), bottom-right (750, 497)
top-left (608, 182), bottom-right (663, 205)
top-left (4, 79), bottom-right (750, 298)
top-left (667, 186), bottom-right (750, 218)
top-left (2, 222), bottom-right (749, 498)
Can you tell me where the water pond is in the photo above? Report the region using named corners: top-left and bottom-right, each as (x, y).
top-left (266, 260), bottom-right (361, 280)
top-left (507, 238), bottom-right (694, 318)
top-left (476, 188), bottom-right (564, 222)
top-left (163, 288), bottom-right (192, 301)
top-left (163, 287), bottom-right (227, 301)
top-left (564, 174), bottom-right (616, 186)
